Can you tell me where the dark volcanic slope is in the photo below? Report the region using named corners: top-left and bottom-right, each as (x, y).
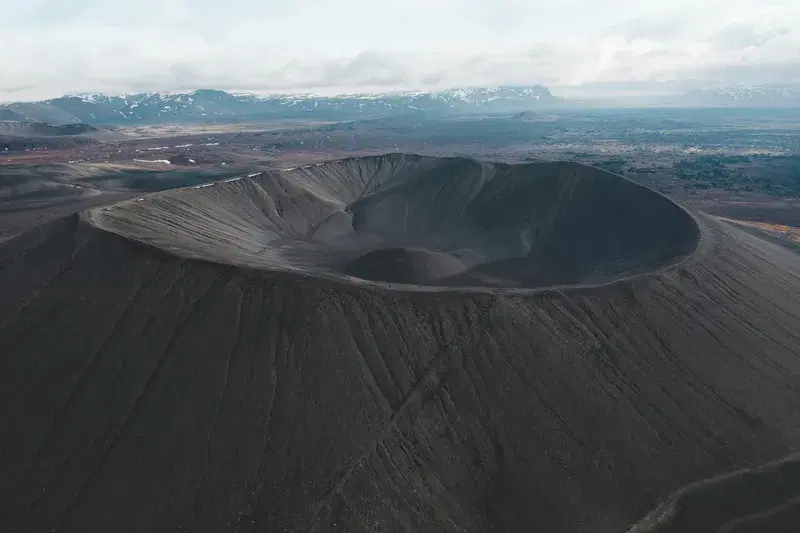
top-left (2, 155), bottom-right (800, 533)
top-left (0, 120), bottom-right (100, 152)
top-left (0, 121), bottom-right (98, 136)
top-left (627, 452), bottom-right (800, 533)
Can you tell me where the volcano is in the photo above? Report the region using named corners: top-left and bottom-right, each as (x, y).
top-left (1, 154), bottom-right (799, 533)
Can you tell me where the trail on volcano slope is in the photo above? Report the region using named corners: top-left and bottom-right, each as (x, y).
top-left (1, 155), bottom-right (800, 533)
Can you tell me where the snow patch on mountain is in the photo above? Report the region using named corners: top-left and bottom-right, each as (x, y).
top-left (7, 86), bottom-right (560, 126)
top-left (684, 85), bottom-right (800, 105)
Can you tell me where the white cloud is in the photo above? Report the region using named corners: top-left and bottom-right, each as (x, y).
top-left (0, 0), bottom-right (798, 101)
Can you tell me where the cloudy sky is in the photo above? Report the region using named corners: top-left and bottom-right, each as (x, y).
top-left (1, 0), bottom-right (798, 101)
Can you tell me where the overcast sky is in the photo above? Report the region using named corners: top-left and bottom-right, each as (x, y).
top-left (1, 0), bottom-right (798, 101)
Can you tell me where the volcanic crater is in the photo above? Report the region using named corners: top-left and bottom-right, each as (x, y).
top-left (2, 154), bottom-right (800, 533)
top-left (86, 154), bottom-right (700, 290)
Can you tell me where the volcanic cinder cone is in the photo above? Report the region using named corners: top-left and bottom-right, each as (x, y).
top-left (1, 154), bottom-right (799, 533)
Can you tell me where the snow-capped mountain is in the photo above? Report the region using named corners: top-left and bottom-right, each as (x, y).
top-left (681, 86), bottom-right (800, 106)
top-left (0, 86), bottom-right (560, 126)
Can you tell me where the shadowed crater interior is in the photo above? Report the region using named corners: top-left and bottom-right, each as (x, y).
top-left (342, 247), bottom-right (467, 284)
top-left (87, 153), bottom-right (700, 289)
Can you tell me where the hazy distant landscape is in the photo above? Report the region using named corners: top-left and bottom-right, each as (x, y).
top-left (3, 87), bottom-right (800, 242)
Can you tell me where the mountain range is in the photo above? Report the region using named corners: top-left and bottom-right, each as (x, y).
top-left (0, 86), bottom-right (560, 126)
top-left (1, 85), bottom-right (799, 128)
top-left (679, 86), bottom-right (800, 106)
